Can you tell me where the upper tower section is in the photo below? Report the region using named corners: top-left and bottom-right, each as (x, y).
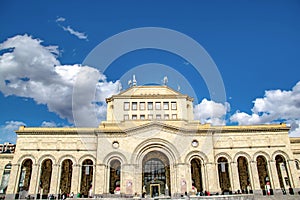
top-left (105, 85), bottom-right (194, 123)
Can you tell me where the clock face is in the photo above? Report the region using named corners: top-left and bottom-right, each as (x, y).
top-left (191, 140), bottom-right (199, 147)
top-left (112, 141), bottom-right (119, 149)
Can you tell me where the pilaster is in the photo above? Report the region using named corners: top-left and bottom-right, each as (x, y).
top-left (28, 163), bottom-right (40, 197)
top-left (70, 164), bottom-right (80, 194)
top-left (49, 164), bottom-right (59, 195)
top-left (268, 160), bottom-right (280, 194)
top-left (230, 162), bottom-right (240, 192)
top-left (250, 161), bottom-right (261, 191)
top-left (122, 164), bottom-right (136, 195)
top-left (205, 162), bottom-right (220, 193)
top-left (94, 164), bottom-right (106, 195)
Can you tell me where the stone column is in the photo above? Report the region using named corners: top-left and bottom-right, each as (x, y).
top-left (49, 164), bottom-right (60, 195)
top-left (268, 160), bottom-right (280, 194)
top-left (249, 161), bottom-right (261, 194)
top-left (230, 162), bottom-right (240, 192)
top-left (28, 163), bottom-right (40, 198)
top-left (70, 164), bottom-right (80, 194)
top-left (5, 164), bottom-right (20, 200)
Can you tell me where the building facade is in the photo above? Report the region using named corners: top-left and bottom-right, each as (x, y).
top-left (1, 85), bottom-right (300, 199)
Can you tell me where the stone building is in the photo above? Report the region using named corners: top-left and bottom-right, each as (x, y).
top-left (1, 85), bottom-right (300, 199)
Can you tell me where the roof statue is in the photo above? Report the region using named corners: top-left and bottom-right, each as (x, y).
top-left (163, 76), bottom-right (168, 85)
top-left (132, 74), bottom-right (137, 86)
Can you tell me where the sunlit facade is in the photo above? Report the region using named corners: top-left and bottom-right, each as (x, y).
top-left (1, 85), bottom-right (300, 199)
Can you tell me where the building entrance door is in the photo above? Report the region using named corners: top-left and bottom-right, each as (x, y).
top-left (142, 151), bottom-right (171, 197)
top-left (150, 184), bottom-right (160, 197)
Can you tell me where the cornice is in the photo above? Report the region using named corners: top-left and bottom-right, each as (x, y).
top-left (15, 123), bottom-right (289, 136)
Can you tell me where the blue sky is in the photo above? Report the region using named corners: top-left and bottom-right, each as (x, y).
top-left (1, 0), bottom-right (300, 143)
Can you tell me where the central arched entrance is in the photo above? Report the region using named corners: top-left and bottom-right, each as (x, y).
top-left (142, 151), bottom-right (170, 197)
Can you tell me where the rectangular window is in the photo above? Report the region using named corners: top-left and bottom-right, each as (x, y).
top-left (140, 102), bottom-right (145, 110)
top-left (172, 114), bottom-right (177, 119)
top-left (148, 102), bottom-right (153, 110)
top-left (163, 102), bottom-right (169, 110)
top-left (164, 114), bottom-right (169, 119)
top-left (171, 102), bottom-right (177, 110)
top-left (124, 102), bottom-right (130, 110)
top-left (155, 102), bottom-right (161, 110)
top-left (156, 114), bottom-right (161, 119)
top-left (124, 114), bottom-right (129, 120)
top-left (140, 115), bottom-right (145, 120)
top-left (148, 114), bottom-right (153, 120)
top-left (132, 115), bottom-right (137, 120)
top-left (132, 102), bottom-right (137, 110)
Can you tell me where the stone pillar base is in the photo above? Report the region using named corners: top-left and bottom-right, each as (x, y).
top-left (273, 188), bottom-right (283, 195)
top-left (293, 187), bottom-right (300, 195)
top-left (252, 189), bottom-right (262, 195)
top-left (5, 194), bottom-right (16, 200)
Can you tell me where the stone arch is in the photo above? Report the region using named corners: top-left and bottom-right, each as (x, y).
top-left (37, 154), bottom-right (56, 165)
top-left (215, 152), bottom-right (232, 163)
top-left (17, 154), bottom-right (36, 165)
top-left (58, 154), bottom-right (77, 165)
top-left (184, 150), bottom-right (209, 164)
top-left (233, 151), bottom-right (252, 163)
top-left (103, 151), bottom-right (127, 165)
top-left (78, 155), bottom-right (96, 165)
top-left (131, 138), bottom-right (179, 165)
top-left (253, 151), bottom-right (271, 161)
top-left (272, 150), bottom-right (290, 161)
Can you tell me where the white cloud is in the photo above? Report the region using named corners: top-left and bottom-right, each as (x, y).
top-left (61, 25), bottom-right (88, 40)
top-left (41, 121), bottom-right (57, 127)
top-left (0, 121), bottom-right (26, 143)
top-left (194, 98), bottom-right (230, 125)
top-left (56, 17), bottom-right (66, 22)
top-left (0, 34), bottom-right (121, 126)
top-left (55, 16), bottom-right (88, 41)
top-left (230, 81), bottom-right (300, 137)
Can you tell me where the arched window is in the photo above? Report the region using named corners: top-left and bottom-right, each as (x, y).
top-left (80, 159), bottom-right (93, 197)
top-left (59, 159), bottom-right (73, 194)
top-left (237, 156), bottom-right (250, 193)
top-left (18, 159), bottom-right (33, 193)
top-left (109, 160), bottom-right (121, 194)
top-left (217, 157), bottom-right (231, 193)
top-left (190, 158), bottom-right (203, 193)
top-left (39, 159), bottom-right (52, 198)
top-left (0, 163), bottom-right (12, 194)
top-left (275, 155), bottom-right (291, 189)
top-left (256, 155), bottom-right (270, 191)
